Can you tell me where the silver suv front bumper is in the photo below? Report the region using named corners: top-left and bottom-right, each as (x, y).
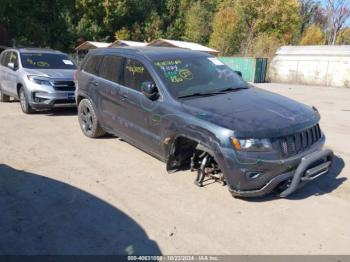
top-left (31, 91), bottom-right (76, 109)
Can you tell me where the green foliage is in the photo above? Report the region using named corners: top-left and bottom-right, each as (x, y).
top-left (336, 28), bottom-right (350, 45)
top-left (183, 1), bottom-right (214, 44)
top-left (115, 27), bottom-right (130, 40)
top-left (209, 0), bottom-right (301, 57)
top-left (299, 25), bottom-right (325, 45)
top-left (1, 0), bottom-right (346, 56)
top-left (234, 0), bottom-right (301, 43)
top-left (1, 0), bottom-right (75, 50)
top-left (143, 11), bottom-right (163, 42)
top-left (209, 6), bottom-right (238, 55)
top-left (249, 33), bottom-right (283, 58)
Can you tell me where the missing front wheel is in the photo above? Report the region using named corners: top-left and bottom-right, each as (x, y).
top-left (191, 150), bottom-right (225, 187)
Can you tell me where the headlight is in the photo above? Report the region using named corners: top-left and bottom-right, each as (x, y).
top-left (231, 137), bottom-right (272, 152)
top-left (27, 75), bottom-right (53, 86)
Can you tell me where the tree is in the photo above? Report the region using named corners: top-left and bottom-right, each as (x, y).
top-left (161, 0), bottom-right (195, 39)
top-left (143, 11), bottom-right (163, 42)
top-left (115, 27), bottom-right (130, 40)
top-left (230, 0), bottom-right (301, 56)
top-left (336, 27), bottom-right (350, 44)
top-left (299, 0), bottom-right (321, 35)
top-left (183, 1), bottom-right (214, 44)
top-left (325, 0), bottom-right (350, 44)
top-left (299, 24), bottom-right (325, 45)
top-left (209, 6), bottom-right (238, 54)
top-left (0, 0), bottom-right (76, 50)
top-left (249, 33), bottom-right (283, 58)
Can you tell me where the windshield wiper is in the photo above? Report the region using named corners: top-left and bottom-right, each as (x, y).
top-left (178, 92), bottom-right (221, 99)
top-left (216, 86), bottom-right (249, 93)
top-left (178, 87), bottom-right (249, 99)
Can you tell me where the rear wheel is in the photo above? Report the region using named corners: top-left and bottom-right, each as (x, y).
top-left (78, 98), bottom-right (106, 138)
top-left (19, 87), bottom-right (35, 114)
top-left (0, 86), bottom-right (10, 102)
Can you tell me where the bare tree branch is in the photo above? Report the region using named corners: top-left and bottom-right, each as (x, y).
top-left (325, 0), bottom-right (350, 44)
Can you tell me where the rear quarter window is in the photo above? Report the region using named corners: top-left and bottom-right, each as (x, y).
top-left (99, 55), bottom-right (124, 84)
top-left (83, 55), bottom-right (103, 75)
top-left (0, 52), bottom-right (10, 66)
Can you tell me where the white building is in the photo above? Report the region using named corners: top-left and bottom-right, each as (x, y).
top-left (269, 45), bottom-right (350, 88)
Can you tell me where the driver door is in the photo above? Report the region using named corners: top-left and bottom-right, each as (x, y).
top-left (120, 57), bottom-right (163, 157)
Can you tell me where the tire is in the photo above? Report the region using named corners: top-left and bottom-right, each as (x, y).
top-left (0, 86), bottom-right (10, 102)
top-left (19, 87), bottom-right (35, 114)
top-left (78, 98), bottom-right (106, 138)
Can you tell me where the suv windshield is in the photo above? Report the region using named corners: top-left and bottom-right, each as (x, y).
top-left (20, 53), bottom-right (76, 70)
top-left (153, 56), bottom-right (248, 98)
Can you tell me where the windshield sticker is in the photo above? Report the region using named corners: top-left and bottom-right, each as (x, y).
top-left (208, 57), bottom-right (224, 66)
top-left (126, 65), bottom-right (145, 74)
top-left (63, 59), bottom-right (73, 65)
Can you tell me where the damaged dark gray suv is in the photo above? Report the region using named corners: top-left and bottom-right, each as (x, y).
top-left (75, 47), bottom-right (333, 198)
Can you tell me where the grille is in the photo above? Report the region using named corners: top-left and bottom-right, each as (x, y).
top-left (53, 81), bottom-right (75, 92)
top-left (279, 124), bottom-right (322, 157)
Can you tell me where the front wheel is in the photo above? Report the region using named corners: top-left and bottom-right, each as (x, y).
top-left (19, 87), bottom-right (35, 114)
top-left (78, 98), bottom-right (106, 138)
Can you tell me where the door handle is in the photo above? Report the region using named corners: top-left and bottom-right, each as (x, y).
top-left (93, 81), bottom-right (99, 86)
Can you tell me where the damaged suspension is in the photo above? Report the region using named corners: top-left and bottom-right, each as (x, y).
top-left (191, 150), bottom-right (226, 187)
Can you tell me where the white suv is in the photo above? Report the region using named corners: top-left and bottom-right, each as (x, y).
top-left (0, 48), bottom-right (76, 113)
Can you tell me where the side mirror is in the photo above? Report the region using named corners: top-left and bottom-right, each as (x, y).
top-left (141, 81), bottom-right (159, 100)
top-left (8, 62), bottom-right (16, 70)
top-left (234, 70), bottom-right (242, 77)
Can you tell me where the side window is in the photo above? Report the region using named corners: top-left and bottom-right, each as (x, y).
top-left (0, 52), bottom-right (4, 65)
top-left (1, 52), bottom-right (10, 66)
top-left (9, 52), bottom-right (19, 68)
top-left (84, 55), bottom-right (103, 75)
top-left (124, 58), bottom-right (154, 92)
top-left (99, 55), bottom-right (124, 84)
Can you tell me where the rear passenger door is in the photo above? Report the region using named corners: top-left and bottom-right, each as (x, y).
top-left (96, 55), bottom-right (126, 134)
top-left (80, 55), bottom-right (103, 113)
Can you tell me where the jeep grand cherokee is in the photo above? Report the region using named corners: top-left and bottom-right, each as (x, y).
top-left (75, 47), bottom-right (333, 198)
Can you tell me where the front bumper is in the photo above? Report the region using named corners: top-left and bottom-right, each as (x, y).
top-left (229, 148), bottom-right (334, 197)
top-left (30, 91), bottom-right (76, 109)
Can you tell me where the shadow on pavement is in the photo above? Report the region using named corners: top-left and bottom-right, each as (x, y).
top-left (240, 155), bottom-right (346, 202)
top-left (0, 164), bottom-right (161, 255)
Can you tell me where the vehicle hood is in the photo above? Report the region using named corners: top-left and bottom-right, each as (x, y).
top-left (181, 87), bottom-right (320, 138)
top-left (24, 69), bottom-right (75, 80)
